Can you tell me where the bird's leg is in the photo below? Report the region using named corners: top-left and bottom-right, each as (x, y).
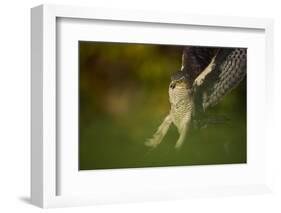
top-left (175, 120), bottom-right (191, 149)
top-left (145, 114), bottom-right (172, 148)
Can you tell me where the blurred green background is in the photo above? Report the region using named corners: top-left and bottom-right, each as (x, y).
top-left (79, 41), bottom-right (246, 170)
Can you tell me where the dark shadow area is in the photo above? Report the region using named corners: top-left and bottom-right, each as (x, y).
top-left (18, 196), bottom-right (32, 205)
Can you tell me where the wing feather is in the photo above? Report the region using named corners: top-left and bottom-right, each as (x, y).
top-left (189, 47), bottom-right (247, 111)
top-left (180, 47), bottom-right (218, 85)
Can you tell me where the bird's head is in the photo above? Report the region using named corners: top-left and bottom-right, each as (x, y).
top-left (169, 71), bottom-right (193, 105)
top-left (169, 71), bottom-right (192, 90)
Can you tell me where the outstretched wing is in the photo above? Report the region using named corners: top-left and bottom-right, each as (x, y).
top-left (173, 47), bottom-right (218, 87)
top-left (187, 48), bottom-right (247, 110)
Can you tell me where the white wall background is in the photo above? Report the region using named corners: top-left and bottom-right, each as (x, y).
top-left (0, 0), bottom-right (281, 212)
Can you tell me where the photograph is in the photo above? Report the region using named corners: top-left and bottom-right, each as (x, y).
top-left (78, 42), bottom-right (247, 170)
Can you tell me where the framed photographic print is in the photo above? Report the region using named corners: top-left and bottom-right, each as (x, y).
top-left (31, 4), bottom-right (274, 208)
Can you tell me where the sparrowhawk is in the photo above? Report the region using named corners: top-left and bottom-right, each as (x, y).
top-left (145, 46), bottom-right (247, 149)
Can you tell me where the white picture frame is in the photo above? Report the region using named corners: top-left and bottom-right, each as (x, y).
top-left (31, 4), bottom-right (274, 208)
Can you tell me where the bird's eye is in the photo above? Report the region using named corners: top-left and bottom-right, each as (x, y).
top-left (170, 83), bottom-right (176, 89)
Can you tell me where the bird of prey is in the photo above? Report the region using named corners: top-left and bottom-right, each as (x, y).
top-left (145, 46), bottom-right (247, 149)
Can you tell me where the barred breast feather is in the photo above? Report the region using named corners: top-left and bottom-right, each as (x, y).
top-left (169, 83), bottom-right (193, 131)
